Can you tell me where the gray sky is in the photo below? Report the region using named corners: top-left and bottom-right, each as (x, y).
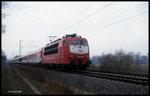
top-left (2, 1), bottom-right (148, 59)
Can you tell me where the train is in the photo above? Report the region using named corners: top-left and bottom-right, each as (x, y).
top-left (13, 34), bottom-right (92, 70)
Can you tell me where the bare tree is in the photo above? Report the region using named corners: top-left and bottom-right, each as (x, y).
top-left (1, 2), bottom-right (9, 62)
top-left (134, 52), bottom-right (141, 65)
top-left (1, 1), bottom-right (8, 33)
top-left (100, 49), bottom-right (134, 71)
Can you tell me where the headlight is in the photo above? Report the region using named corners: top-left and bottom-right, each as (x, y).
top-left (87, 56), bottom-right (89, 58)
top-left (70, 55), bottom-right (73, 58)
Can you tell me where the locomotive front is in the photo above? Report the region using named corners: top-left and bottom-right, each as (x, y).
top-left (64, 34), bottom-right (91, 70)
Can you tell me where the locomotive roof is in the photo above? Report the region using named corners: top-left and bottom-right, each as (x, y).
top-left (46, 34), bottom-right (84, 46)
top-left (46, 37), bottom-right (86, 47)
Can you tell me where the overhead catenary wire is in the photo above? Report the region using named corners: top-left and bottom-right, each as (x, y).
top-left (23, 3), bottom-right (147, 52)
top-left (21, 41), bottom-right (34, 49)
top-left (16, 4), bottom-right (94, 55)
top-left (85, 10), bottom-right (148, 36)
top-left (55, 3), bottom-right (94, 30)
top-left (30, 4), bottom-right (94, 46)
top-left (55, 3), bottom-right (113, 35)
top-left (23, 3), bottom-right (146, 50)
top-left (88, 3), bottom-right (146, 29)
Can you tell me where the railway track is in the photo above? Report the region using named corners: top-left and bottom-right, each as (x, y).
top-left (13, 63), bottom-right (149, 86)
top-left (86, 69), bottom-right (149, 78)
top-left (73, 69), bottom-right (149, 86)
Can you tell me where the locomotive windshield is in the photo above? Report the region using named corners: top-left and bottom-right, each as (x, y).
top-left (70, 40), bottom-right (87, 46)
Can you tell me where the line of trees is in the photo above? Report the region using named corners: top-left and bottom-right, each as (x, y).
top-left (91, 50), bottom-right (148, 71)
top-left (2, 1), bottom-right (8, 33)
top-left (1, 2), bottom-right (8, 63)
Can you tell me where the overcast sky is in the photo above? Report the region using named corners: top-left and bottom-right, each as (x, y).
top-left (2, 1), bottom-right (148, 59)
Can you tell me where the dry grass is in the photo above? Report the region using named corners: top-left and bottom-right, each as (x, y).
top-left (132, 64), bottom-right (148, 73)
top-left (13, 64), bottom-right (95, 94)
top-left (13, 64), bottom-right (74, 94)
top-left (139, 65), bottom-right (148, 73)
top-left (1, 63), bottom-right (35, 95)
top-left (87, 64), bottom-right (100, 70)
top-left (88, 63), bottom-right (148, 73)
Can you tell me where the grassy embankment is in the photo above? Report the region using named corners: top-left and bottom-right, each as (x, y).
top-left (14, 64), bottom-right (74, 95)
top-left (1, 63), bottom-right (35, 95)
top-left (2, 63), bottom-right (73, 95)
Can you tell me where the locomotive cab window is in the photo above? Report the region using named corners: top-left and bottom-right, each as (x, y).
top-left (70, 40), bottom-right (87, 46)
top-left (63, 40), bottom-right (67, 46)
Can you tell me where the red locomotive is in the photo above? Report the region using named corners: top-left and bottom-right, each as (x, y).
top-left (13, 34), bottom-right (91, 70)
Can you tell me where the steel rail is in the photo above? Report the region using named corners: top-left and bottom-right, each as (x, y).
top-left (74, 70), bottom-right (149, 86)
top-left (86, 69), bottom-right (149, 78)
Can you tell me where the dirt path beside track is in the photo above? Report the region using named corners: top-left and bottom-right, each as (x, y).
top-left (1, 63), bottom-right (41, 95)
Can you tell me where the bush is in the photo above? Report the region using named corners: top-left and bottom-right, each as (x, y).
top-left (100, 49), bottom-right (134, 71)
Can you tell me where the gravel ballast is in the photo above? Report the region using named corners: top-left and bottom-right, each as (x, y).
top-left (14, 64), bottom-right (149, 95)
